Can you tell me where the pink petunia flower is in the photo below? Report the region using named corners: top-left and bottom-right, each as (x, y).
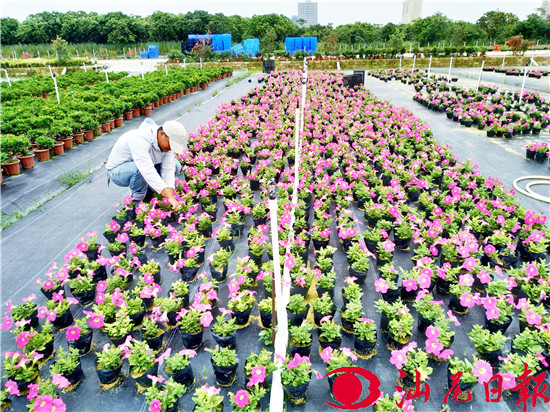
top-left (374, 278), bottom-right (389, 294)
top-left (425, 338), bottom-right (443, 356)
top-left (390, 349), bottom-right (408, 370)
top-left (525, 309), bottom-right (542, 325)
top-left (65, 326), bottom-right (81, 342)
top-left (234, 390), bottom-right (249, 408)
top-left (320, 346), bottom-right (334, 363)
top-left (472, 360), bottom-right (492, 384)
top-left (150, 399), bottom-right (162, 412)
top-left (200, 311), bottom-right (213, 328)
top-left (52, 373), bottom-right (71, 389)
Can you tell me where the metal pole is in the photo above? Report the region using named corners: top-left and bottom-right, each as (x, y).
top-left (165, 63), bottom-right (168, 75)
top-left (82, 62), bottom-right (87, 72)
top-left (502, 54), bottom-right (506, 69)
top-left (200, 57), bottom-right (202, 69)
top-left (47, 50), bottom-right (50, 58)
top-left (399, 55), bottom-right (402, 69)
top-left (476, 59), bottom-right (485, 92)
top-left (76, 50), bottom-right (79, 57)
top-left (105, 70), bottom-right (109, 84)
top-left (427, 55), bottom-right (432, 77)
top-left (448, 55), bottom-right (453, 82)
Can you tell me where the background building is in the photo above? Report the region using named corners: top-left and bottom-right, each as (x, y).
top-left (542, 0), bottom-right (550, 17)
top-left (402, 0), bottom-right (423, 24)
top-left (297, 0), bottom-right (318, 27)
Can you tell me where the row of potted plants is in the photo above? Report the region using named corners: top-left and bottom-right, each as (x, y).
top-left (0, 67), bottom-right (234, 179)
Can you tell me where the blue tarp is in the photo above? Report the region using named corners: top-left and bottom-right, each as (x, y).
top-left (230, 38), bottom-right (260, 57)
top-left (285, 37), bottom-right (318, 55)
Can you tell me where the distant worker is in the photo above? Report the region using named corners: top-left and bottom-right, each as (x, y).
top-left (106, 118), bottom-right (187, 210)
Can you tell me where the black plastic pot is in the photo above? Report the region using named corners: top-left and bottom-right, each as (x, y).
top-left (284, 381), bottom-right (310, 405)
top-left (393, 234), bottom-right (411, 250)
top-left (13, 371), bottom-right (39, 395)
top-left (96, 363), bottom-right (123, 385)
top-left (129, 309), bottom-right (145, 328)
top-left (318, 335), bottom-right (341, 351)
top-left (37, 339), bottom-right (55, 361)
top-left (142, 325), bottom-right (166, 352)
top-left (150, 235), bottom-right (167, 248)
top-left (387, 332), bottom-right (410, 351)
top-left (71, 288), bottom-right (96, 306)
top-left (436, 277), bottom-right (451, 295)
top-left (230, 223), bottom-right (245, 238)
top-left (93, 265), bottom-right (107, 282)
top-left (312, 238), bottom-right (329, 250)
top-left (253, 216), bottom-right (266, 226)
top-left (477, 348), bottom-right (502, 365)
top-left (84, 246), bottom-right (100, 260)
top-left (349, 267), bottom-right (367, 285)
top-left (218, 239), bottom-right (235, 251)
top-left (69, 330), bottom-right (93, 356)
top-left (313, 308), bottom-right (335, 327)
top-left (382, 287), bottom-right (400, 303)
top-left (64, 361), bottom-right (84, 387)
top-left (180, 329), bottom-right (203, 350)
top-left (165, 362), bottom-right (194, 388)
top-left (260, 311), bottom-right (273, 329)
top-left (289, 342), bottom-right (312, 357)
top-left (52, 308), bottom-right (74, 329)
top-left (212, 361), bottom-right (238, 386)
top-left (287, 306), bottom-right (309, 327)
top-left (485, 317), bottom-right (512, 334)
top-left (199, 226), bottom-right (212, 238)
top-left (132, 363), bottom-right (159, 387)
top-left (212, 331), bottom-right (237, 349)
top-left (340, 315), bottom-right (356, 334)
top-left (209, 264), bottom-right (227, 282)
top-left (316, 286), bottom-right (334, 300)
top-left (232, 307), bottom-right (252, 326)
top-left (41, 284), bottom-right (63, 301)
top-left (354, 336), bottom-right (376, 358)
top-left (129, 234), bottom-right (146, 247)
top-left (180, 266), bottom-right (200, 282)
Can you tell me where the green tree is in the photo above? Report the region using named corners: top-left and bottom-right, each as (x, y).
top-left (513, 13), bottom-right (550, 41)
top-left (51, 35), bottom-right (71, 64)
top-left (409, 13), bottom-right (451, 46)
top-left (261, 27), bottom-right (278, 53)
top-left (1, 17), bottom-right (20, 45)
top-left (149, 11), bottom-right (179, 41)
top-left (244, 14), bottom-right (297, 43)
top-left (388, 28), bottom-right (405, 56)
top-left (476, 10), bottom-right (519, 43)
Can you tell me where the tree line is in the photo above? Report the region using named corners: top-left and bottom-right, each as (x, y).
top-left (1, 9), bottom-right (549, 49)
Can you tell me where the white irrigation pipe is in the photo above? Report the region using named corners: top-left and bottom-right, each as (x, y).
top-left (270, 69), bottom-right (307, 412)
top-left (82, 62), bottom-right (87, 72)
top-left (447, 56), bottom-right (453, 83)
top-left (3, 69), bottom-right (11, 86)
top-left (407, 55), bottom-right (416, 85)
top-left (427, 55), bottom-right (432, 78)
top-left (501, 54), bottom-right (506, 69)
top-left (48, 65), bottom-right (60, 104)
top-left (475, 59), bottom-right (485, 92)
top-left (513, 176), bottom-right (550, 204)
top-left (519, 58), bottom-right (533, 105)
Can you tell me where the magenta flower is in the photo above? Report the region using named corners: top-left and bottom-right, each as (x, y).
top-left (484, 244), bottom-right (496, 255)
top-left (425, 338), bottom-right (443, 356)
top-left (382, 240), bottom-right (395, 253)
top-left (320, 346), bottom-right (334, 363)
top-left (34, 395), bottom-right (54, 412)
top-left (438, 349), bottom-right (454, 360)
top-left (390, 349), bottom-right (408, 370)
top-left (149, 399), bottom-right (162, 412)
top-left (16, 331), bottom-right (30, 349)
top-left (96, 280), bottom-right (107, 293)
top-left (0, 315), bottom-right (13, 331)
top-left (88, 313), bottom-right (105, 329)
top-left (460, 293), bottom-right (475, 309)
top-left (200, 311), bottom-right (213, 328)
top-left (65, 326), bottom-right (81, 342)
top-left (374, 278), bottom-right (389, 294)
top-left (485, 306), bottom-right (500, 320)
top-left (46, 310), bottom-right (57, 322)
top-left (525, 263), bottom-right (539, 278)
top-left (402, 278), bottom-right (417, 292)
top-left (425, 326), bottom-right (440, 339)
top-left (500, 372), bottom-right (516, 389)
top-left (525, 309), bottom-right (542, 325)
top-left (234, 390), bottom-right (249, 408)
top-left (472, 360), bottom-right (492, 384)
top-left (247, 365), bottom-right (266, 386)
top-left (27, 383), bottom-right (39, 400)
top-left (476, 270), bottom-right (491, 284)
top-left (417, 274), bottom-right (431, 289)
top-left (43, 279), bottom-right (56, 291)
top-left (458, 274), bottom-right (474, 287)
top-left (5, 379), bottom-right (19, 396)
top-left (52, 373), bottom-right (71, 389)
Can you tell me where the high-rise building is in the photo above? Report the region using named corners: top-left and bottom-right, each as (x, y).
top-left (402, 0), bottom-right (422, 24)
top-left (542, 0), bottom-right (550, 17)
top-left (297, 0), bottom-right (318, 27)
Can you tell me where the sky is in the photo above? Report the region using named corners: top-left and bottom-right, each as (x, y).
top-left (1, 0), bottom-right (543, 26)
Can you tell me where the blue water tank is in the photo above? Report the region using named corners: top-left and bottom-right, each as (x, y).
top-left (310, 37), bottom-right (318, 53)
top-left (140, 51), bottom-right (149, 59)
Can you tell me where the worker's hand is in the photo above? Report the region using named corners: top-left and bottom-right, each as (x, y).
top-left (160, 187), bottom-right (181, 212)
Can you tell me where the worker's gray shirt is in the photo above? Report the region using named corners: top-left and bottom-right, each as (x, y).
top-left (106, 118), bottom-right (175, 193)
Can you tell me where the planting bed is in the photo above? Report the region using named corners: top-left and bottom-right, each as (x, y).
top-left (1, 70), bottom-right (549, 412)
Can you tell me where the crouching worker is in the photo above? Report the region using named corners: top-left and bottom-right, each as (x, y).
top-left (106, 118), bottom-right (187, 210)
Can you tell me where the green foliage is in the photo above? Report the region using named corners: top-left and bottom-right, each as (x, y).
top-left (211, 313), bottom-right (237, 337)
top-left (286, 294), bottom-right (307, 314)
top-left (96, 344), bottom-right (123, 370)
top-left (50, 347), bottom-right (80, 375)
top-left (468, 324), bottom-right (508, 353)
top-left (206, 345), bottom-right (238, 367)
top-left (289, 323), bottom-right (313, 346)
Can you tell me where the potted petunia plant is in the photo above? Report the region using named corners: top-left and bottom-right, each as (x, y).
top-left (144, 378), bottom-right (186, 412)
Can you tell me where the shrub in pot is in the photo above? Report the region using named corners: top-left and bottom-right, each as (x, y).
top-left (96, 343), bottom-right (124, 385)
